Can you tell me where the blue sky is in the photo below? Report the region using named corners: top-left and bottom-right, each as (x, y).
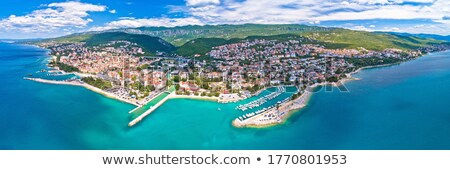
top-left (0, 0), bottom-right (449, 39)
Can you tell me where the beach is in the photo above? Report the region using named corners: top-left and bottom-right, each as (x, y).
top-left (24, 77), bottom-right (140, 107)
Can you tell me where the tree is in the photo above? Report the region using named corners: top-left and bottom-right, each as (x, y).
top-left (146, 85), bottom-right (155, 91)
top-left (195, 77), bottom-right (202, 87)
top-left (326, 76), bottom-right (339, 82)
top-left (81, 77), bottom-right (112, 90)
top-left (226, 82), bottom-right (231, 90)
top-left (140, 64), bottom-right (149, 70)
top-left (167, 79), bottom-right (173, 87)
top-left (202, 83), bottom-right (209, 90)
top-left (173, 75), bottom-right (180, 83)
top-left (56, 62), bottom-right (79, 72)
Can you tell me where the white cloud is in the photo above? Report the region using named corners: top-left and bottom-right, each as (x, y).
top-left (350, 0), bottom-right (434, 5)
top-left (341, 1), bottom-right (350, 6)
top-left (0, 1), bottom-right (106, 33)
top-left (109, 9), bottom-right (117, 14)
top-left (184, 0), bottom-right (447, 24)
top-left (383, 27), bottom-right (400, 31)
top-left (352, 25), bottom-right (370, 31)
top-left (89, 0), bottom-right (449, 35)
top-left (186, 0), bottom-right (220, 7)
top-left (401, 24), bottom-right (449, 35)
top-left (3, 0), bottom-right (449, 37)
top-left (89, 17), bottom-right (204, 31)
top-left (308, 20), bottom-right (321, 24)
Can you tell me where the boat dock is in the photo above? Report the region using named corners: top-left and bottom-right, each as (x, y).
top-left (236, 86), bottom-right (285, 111)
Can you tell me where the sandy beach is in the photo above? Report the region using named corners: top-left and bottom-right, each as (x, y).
top-left (24, 77), bottom-right (140, 107)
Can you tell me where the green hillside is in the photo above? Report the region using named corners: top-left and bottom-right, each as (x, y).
top-left (175, 38), bottom-right (229, 57)
top-left (35, 24), bottom-right (444, 57)
top-left (36, 32), bottom-right (175, 54)
top-left (45, 33), bottom-right (94, 43)
top-left (175, 31), bottom-right (441, 57)
top-left (123, 24), bottom-right (442, 54)
top-left (301, 28), bottom-right (440, 51)
top-left (175, 34), bottom-right (317, 57)
top-left (122, 24), bottom-right (333, 46)
top-left (84, 32), bottom-right (175, 53)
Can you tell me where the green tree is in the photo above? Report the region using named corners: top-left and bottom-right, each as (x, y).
top-left (173, 75), bottom-right (180, 83)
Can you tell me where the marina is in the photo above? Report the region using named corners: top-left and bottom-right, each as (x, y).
top-left (237, 96), bottom-right (292, 122)
top-left (235, 86), bottom-right (286, 111)
top-left (233, 89), bottom-right (312, 128)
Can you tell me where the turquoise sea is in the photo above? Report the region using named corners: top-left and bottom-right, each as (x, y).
top-left (1, 42), bottom-right (450, 149)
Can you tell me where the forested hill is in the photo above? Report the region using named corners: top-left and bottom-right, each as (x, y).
top-left (33, 24), bottom-right (445, 57)
top-left (35, 32), bottom-right (176, 54)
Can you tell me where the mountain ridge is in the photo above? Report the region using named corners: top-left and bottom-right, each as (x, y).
top-left (31, 24), bottom-right (445, 57)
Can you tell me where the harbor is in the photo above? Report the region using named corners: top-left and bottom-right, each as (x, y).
top-left (233, 89), bottom-right (312, 128)
top-left (232, 84), bottom-right (319, 128)
top-left (235, 86), bottom-right (285, 111)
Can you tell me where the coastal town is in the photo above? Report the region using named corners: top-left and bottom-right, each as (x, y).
top-left (31, 36), bottom-right (450, 127)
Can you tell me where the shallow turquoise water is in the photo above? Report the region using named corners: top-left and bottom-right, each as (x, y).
top-left (1, 42), bottom-right (450, 149)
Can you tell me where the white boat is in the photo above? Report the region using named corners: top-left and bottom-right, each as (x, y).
top-left (218, 108), bottom-right (221, 111)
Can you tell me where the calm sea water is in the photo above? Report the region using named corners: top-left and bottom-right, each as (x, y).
top-left (1, 42), bottom-right (450, 150)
